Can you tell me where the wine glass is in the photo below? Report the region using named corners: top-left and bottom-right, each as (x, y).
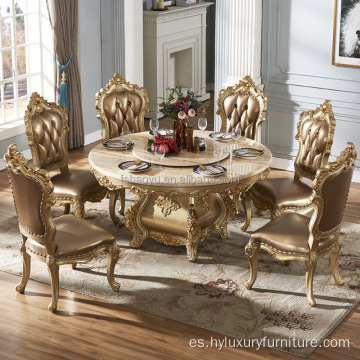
top-left (154, 144), bottom-right (165, 171)
top-left (150, 119), bottom-right (159, 139)
top-left (121, 129), bottom-right (130, 153)
top-left (213, 142), bottom-right (224, 166)
top-left (198, 117), bottom-right (207, 140)
top-left (231, 127), bottom-right (241, 148)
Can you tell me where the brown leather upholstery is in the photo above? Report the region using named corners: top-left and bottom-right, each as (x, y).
top-left (250, 178), bottom-right (313, 207)
top-left (31, 111), bottom-right (65, 169)
top-left (103, 92), bottom-right (142, 137)
top-left (318, 166), bottom-right (354, 232)
top-left (251, 213), bottom-right (337, 254)
top-left (297, 118), bottom-right (330, 177)
top-left (26, 215), bottom-right (115, 258)
top-left (51, 170), bottom-right (104, 198)
top-left (8, 168), bottom-right (45, 236)
top-left (223, 94), bottom-right (260, 139)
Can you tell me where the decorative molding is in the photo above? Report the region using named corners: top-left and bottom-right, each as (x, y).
top-left (143, 3), bottom-right (212, 23)
top-left (271, 156), bottom-right (360, 183)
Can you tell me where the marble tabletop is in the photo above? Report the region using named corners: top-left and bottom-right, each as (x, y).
top-left (88, 131), bottom-right (272, 190)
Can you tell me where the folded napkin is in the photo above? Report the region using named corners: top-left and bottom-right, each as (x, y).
top-left (213, 132), bottom-right (233, 140)
top-left (126, 162), bottom-right (144, 171)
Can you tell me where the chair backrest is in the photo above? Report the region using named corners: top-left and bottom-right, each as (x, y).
top-left (95, 73), bottom-right (149, 141)
top-left (311, 143), bottom-right (357, 236)
top-left (5, 144), bottom-right (56, 248)
top-left (24, 92), bottom-right (69, 172)
top-left (216, 76), bottom-right (267, 143)
top-left (294, 100), bottom-right (336, 181)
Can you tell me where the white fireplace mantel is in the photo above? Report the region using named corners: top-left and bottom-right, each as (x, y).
top-left (143, 3), bottom-right (213, 120)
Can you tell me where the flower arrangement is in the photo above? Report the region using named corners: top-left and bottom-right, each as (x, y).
top-left (159, 87), bottom-right (204, 120)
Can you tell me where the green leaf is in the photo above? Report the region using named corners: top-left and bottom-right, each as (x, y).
top-left (147, 139), bottom-right (155, 146)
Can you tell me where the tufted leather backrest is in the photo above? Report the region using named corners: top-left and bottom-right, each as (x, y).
top-left (24, 93), bottom-right (69, 172)
top-left (103, 92), bottom-right (142, 137)
top-left (31, 111), bottom-right (64, 168)
top-left (223, 94), bottom-right (260, 139)
top-left (96, 73), bottom-right (149, 141)
top-left (216, 76), bottom-right (267, 143)
top-left (294, 101), bottom-right (336, 180)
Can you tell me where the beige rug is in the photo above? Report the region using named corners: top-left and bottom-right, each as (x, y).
top-left (0, 198), bottom-right (359, 358)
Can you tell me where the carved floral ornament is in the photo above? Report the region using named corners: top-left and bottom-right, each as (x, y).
top-left (155, 195), bottom-right (181, 217)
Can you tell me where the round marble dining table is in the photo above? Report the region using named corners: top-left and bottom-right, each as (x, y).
top-left (89, 130), bottom-right (272, 262)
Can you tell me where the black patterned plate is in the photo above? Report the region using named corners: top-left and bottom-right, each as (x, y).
top-left (193, 165), bottom-right (227, 177)
top-left (103, 139), bottom-right (134, 150)
top-left (118, 161), bottom-right (151, 172)
top-left (233, 148), bottom-right (264, 158)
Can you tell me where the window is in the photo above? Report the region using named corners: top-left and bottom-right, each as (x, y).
top-left (0, 0), bottom-right (54, 140)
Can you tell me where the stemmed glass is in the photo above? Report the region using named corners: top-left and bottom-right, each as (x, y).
top-left (198, 117), bottom-right (207, 140)
top-left (231, 128), bottom-right (241, 148)
top-left (154, 144), bottom-right (165, 172)
top-left (213, 142), bottom-right (224, 166)
top-left (150, 119), bottom-right (159, 140)
top-left (121, 129), bottom-right (130, 153)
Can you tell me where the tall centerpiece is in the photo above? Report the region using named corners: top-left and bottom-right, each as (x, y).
top-left (159, 88), bottom-right (204, 149)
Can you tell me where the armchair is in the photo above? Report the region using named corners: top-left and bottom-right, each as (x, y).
top-left (5, 144), bottom-right (120, 312)
top-left (95, 73), bottom-right (149, 221)
top-left (24, 93), bottom-right (109, 219)
top-left (241, 100), bottom-right (336, 231)
top-left (244, 143), bottom-right (357, 306)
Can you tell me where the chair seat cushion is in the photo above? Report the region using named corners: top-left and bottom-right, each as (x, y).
top-left (250, 178), bottom-right (312, 207)
top-left (51, 170), bottom-right (104, 199)
top-left (251, 213), bottom-right (337, 254)
top-left (26, 215), bottom-right (115, 259)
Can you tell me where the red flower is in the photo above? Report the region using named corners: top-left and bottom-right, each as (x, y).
top-left (183, 96), bottom-right (190, 102)
top-left (174, 100), bottom-right (189, 113)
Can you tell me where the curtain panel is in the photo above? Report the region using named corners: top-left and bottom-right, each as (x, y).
top-left (46, 0), bottom-right (84, 149)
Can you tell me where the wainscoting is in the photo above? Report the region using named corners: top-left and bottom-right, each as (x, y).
top-left (262, 0), bottom-right (360, 173)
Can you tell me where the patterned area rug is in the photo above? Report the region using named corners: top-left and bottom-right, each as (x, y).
top-left (0, 197), bottom-right (359, 358)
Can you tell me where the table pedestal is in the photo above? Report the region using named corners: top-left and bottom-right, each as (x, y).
top-left (124, 190), bottom-right (236, 262)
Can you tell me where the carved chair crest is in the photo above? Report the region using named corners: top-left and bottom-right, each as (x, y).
top-left (95, 73), bottom-right (149, 141)
top-left (4, 144), bottom-right (56, 254)
top-left (294, 100), bottom-right (336, 181)
top-left (24, 92), bottom-right (69, 172)
top-left (216, 75), bottom-right (267, 142)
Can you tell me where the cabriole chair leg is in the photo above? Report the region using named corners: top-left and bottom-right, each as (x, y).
top-left (16, 236), bottom-right (31, 293)
top-left (107, 244), bottom-right (120, 291)
top-left (244, 243), bottom-right (259, 289)
top-left (305, 259), bottom-right (317, 307)
top-left (46, 256), bottom-right (59, 312)
top-left (241, 193), bottom-right (252, 232)
top-left (331, 240), bottom-right (345, 286)
top-left (109, 190), bottom-right (120, 224)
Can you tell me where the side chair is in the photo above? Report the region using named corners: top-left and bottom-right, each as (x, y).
top-left (24, 92), bottom-right (112, 220)
top-left (95, 73), bottom-right (149, 222)
top-left (5, 144), bottom-right (120, 312)
top-left (241, 100), bottom-right (336, 231)
top-left (244, 142), bottom-right (357, 306)
top-left (216, 75), bottom-right (267, 213)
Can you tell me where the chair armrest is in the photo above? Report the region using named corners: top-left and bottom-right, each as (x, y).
top-left (273, 196), bottom-right (316, 219)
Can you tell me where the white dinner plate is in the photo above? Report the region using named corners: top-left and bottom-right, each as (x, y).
top-left (193, 165), bottom-right (227, 177)
top-left (118, 161), bottom-right (151, 172)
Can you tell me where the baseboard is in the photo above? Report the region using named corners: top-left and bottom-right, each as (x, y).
top-left (84, 130), bottom-right (101, 146)
top-left (0, 149), bottom-right (32, 171)
top-left (271, 156), bottom-right (360, 183)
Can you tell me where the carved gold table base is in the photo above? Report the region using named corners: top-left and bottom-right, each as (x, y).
top-left (124, 191), bottom-right (236, 262)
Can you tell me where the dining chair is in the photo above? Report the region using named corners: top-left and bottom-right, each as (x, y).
top-left (24, 92), bottom-right (110, 220)
top-left (95, 73), bottom-right (149, 221)
top-left (216, 75), bottom-right (267, 213)
top-left (216, 75), bottom-right (267, 143)
top-left (241, 100), bottom-right (336, 231)
top-left (244, 142), bottom-right (357, 306)
top-left (5, 144), bottom-right (120, 312)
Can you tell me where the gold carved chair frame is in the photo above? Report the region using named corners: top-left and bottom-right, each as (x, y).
top-left (95, 73), bottom-right (149, 141)
top-left (241, 100), bottom-right (337, 230)
top-left (24, 92), bottom-right (108, 219)
top-left (5, 145), bottom-right (120, 312)
top-left (244, 143), bottom-right (357, 306)
top-left (95, 74), bottom-right (149, 220)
